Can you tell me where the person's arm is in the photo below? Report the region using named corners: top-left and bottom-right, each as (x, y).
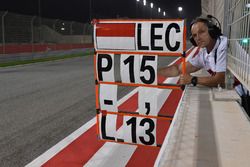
top-left (158, 61), bottom-right (200, 77)
top-left (180, 72), bottom-right (225, 87)
top-left (158, 64), bottom-right (180, 77)
top-left (197, 72), bottom-right (225, 87)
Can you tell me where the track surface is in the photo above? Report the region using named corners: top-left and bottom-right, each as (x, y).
top-left (0, 55), bottom-right (177, 166)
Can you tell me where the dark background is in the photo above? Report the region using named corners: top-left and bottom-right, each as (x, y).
top-left (0, 0), bottom-right (201, 24)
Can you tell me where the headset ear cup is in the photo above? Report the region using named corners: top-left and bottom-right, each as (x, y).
top-left (213, 26), bottom-right (222, 37)
top-left (208, 29), bottom-right (216, 39)
top-left (190, 36), bottom-right (197, 46)
top-left (208, 26), bottom-right (222, 39)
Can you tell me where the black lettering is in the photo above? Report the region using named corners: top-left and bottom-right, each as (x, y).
top-left (137, 23), bottom-right (149, 50)
top-left (140, 56), bottom-right (156, 84)
top-left (104, 100), bottom-right (113, 105)
top-left (97, 54), bottom-right (112, 81)
top-left (151, 23), bottom-right (163, 51)
top-left (145, 102), bottom-right (150, 115)
top-left (126, 117), bottom-right (137, 143)
top-left (165, 23), bottom-right (181, 51)
top-left (139, 118), bottom-right (155, 145)
top-left (123, 56), bottom-right (135, 83)
top-left (101, 115), bottom-right (115, 140)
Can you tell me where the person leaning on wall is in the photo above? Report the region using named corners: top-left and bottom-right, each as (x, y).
top-left (158, 15), bottom-right (227, 87)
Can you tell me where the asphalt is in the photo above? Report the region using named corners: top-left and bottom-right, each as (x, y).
top-left (0, 54), bottom-right (177, 166)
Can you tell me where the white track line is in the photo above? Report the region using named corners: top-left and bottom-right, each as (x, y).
top-left (84, 78), bottom-right (179, 167)
top-left (25, 85), bottom-right (140, 167)
top-left (84, 142), bottom-right (137, 167)
top-left (84, 108), bottom-right (140, 167)
top-left (26, 47), bottom-right (197, 167)
top-left (25, 117), bottom-right (96, 167)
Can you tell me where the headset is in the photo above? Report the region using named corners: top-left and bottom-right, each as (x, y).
top-left (189, 15), bottom-right (222, 46)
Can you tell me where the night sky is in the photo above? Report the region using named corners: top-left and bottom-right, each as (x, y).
top-left (0, 0), bottom-right (201, 25)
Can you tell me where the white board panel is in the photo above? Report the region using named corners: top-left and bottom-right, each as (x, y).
top-left (99, 84), bottom-right (118, 112)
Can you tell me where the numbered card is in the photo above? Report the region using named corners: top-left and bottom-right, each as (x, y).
top-left (97, 53), bottom-right (115, 82)
top-left (139, 55), bottom-right (158, 85)
top-left (122, 116), bottom-right (136, 144)
top-left (120, 54), bottom-right (140, 84)
top-left (99, 84), bottom-right (118, 112)
top-left (136, 117), bottom-right (156, 146)
top-left (94, 19), bottom-right (186, 147)
top-left (122, 116), bottom-right (157, 146)
top-left (138, 87), bottom-right (158, 116)
top-left (94, 20), bottom-right (185, 54)
top-left (99, 113), bottom-right (117, 141)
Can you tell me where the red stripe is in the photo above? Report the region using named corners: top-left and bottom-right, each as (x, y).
top-left (157, 75), bottom-right (167, 84)
top-left (126, 50), bottom-right (195, 166)
top-left (42, 48), bottom-right (195, 166)
top-left (96, 23), bottom-right (135, 37)
top-left (158, 89), bottom-right (183, 117)
top-left (157, 120), bottom-right (171, 146)
top-left (118, 93), bottom-right (138, 112)
top-left (126, 89), bottom-right (183, 167)
top-left (116, 93), bottom-right (138, 130)
top-left (126, 146), bottom-right (160, 167)
top-left (42, 125), bottom-right (105, 167)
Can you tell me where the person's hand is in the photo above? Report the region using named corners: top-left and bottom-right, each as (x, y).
top-left (180, 74), bottom-right (192, 85)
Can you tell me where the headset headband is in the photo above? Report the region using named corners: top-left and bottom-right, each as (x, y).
top-left (189, 15), bottom-right (222, 46)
